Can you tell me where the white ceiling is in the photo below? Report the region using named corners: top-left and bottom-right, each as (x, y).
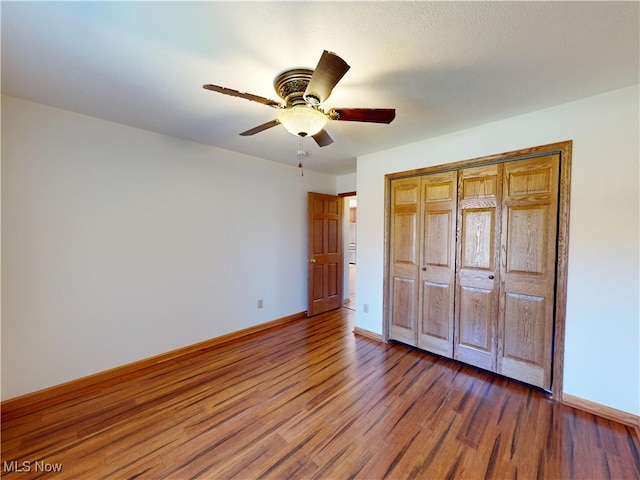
top-left (2, 2), bottom-right (638, 175)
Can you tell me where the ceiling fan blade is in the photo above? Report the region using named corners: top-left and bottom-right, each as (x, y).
top-left (329, 108), bottom-right (396, 124)
top-left (239, 119), bottom-right (281, 136)
top-left (312, 129), bottom-right (334, 147)
top-left (304, 51), bottom-right (350, 104)
top-left (203, 84), bottom-right (283, 108)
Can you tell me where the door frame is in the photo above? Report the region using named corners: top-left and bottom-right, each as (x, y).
top-left (339, 191), bottom-right (357, 307)
top-left (382, 140), bottom-right (572, 399)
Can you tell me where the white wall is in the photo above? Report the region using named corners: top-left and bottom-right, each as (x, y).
top-left (1, 95), bottom-right (336, 400)
top-left (337, 173), bottom-right (356, 194)
top-left (355, 85), bottom-right (640, 415)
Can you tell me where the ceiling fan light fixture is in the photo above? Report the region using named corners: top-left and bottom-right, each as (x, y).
top-left (278, 106), bottom-right (327, 137)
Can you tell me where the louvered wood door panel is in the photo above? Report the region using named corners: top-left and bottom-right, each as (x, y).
top-left (454, 164), bottom-right (502, 371)
top-left (417, 171), bottom-right (457, 357)
top-left (388, 177), bottom-right (420, 345)
top-left (497, 155), bottom-right (560, 389)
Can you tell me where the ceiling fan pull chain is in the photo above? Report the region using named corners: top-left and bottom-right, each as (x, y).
top-left (298, 136), bottom-right (304, 177)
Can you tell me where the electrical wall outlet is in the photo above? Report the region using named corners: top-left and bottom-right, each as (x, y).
top-left (363, 303), bottom-right (369, 313)
top-left (257, 299), bottom-right (263, 309)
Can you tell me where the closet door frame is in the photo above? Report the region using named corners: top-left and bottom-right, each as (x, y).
top-left (383, 140), bottom-right (572, 400)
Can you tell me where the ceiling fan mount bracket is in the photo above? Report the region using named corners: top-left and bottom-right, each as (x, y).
top-left (303, 94), bottom-right (321, 106)
top-left (328, 110), bottom-right (340, 121)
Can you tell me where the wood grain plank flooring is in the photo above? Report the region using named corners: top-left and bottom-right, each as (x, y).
top-left (2, 308), bottom-right (639, 479)
top-left (343, 263), bottom-right (356, 310)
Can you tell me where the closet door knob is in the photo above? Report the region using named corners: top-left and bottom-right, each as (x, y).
top-left (488, 275), bottom-right (495, 279)
top-left (421, 266), bottom-right (427, 271)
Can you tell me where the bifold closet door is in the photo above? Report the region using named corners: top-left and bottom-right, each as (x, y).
top-left (497, 154), bottom-right (559, 389)
top-left (417, 171), bottom-right (457, 357)
top-left (388, 152), bottom-right (561, 390)
top-left (454, 164), bottom-right (503, 371)
top-left (388, 177), bottom-right (420, 346)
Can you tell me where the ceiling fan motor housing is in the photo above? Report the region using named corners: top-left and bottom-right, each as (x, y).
top-left (273, 68), bottom-right (315, 108)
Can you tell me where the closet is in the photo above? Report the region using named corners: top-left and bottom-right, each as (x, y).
top-left (386, 142), bottom-right (571, 392)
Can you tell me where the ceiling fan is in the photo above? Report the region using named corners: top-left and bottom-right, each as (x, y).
top-left (203, 50), bottom-right (395, 147)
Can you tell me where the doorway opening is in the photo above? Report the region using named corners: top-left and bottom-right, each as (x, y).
top-left (342, 194), bottom-right (357, 310)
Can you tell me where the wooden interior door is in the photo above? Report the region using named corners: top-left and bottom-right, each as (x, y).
top-left (307, 192), bottom-right (343, 317)
top-left (388, 177), bottom-right (420, 345)
top-left (497, 155), bottom-right (560, 389)
top-left (454, 164), bottom-right (502, 371)
top-left (417, 171), bottom-right (457, 357)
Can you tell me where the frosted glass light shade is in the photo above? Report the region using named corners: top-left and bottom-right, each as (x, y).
top-left (278, 106), bottom-right (328, 137)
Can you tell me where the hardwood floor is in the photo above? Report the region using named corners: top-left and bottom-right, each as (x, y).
top-left (2, 308), bottom-right (639, 479)
top-left (343, 263), bottom-right (356, 310)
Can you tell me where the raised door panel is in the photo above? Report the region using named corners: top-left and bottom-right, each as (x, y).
top-left (418, 171), bottom-right (457, 357)
top-left (392, 277), bottom-right (416, 331)
top-left (498, 155), bottom-right (559, 389)
top-left (388, 178), bottom-right (420, 345)
top-left (393, 213), bottom-right (418, 264)
top-left (454, 164), bottom-right (502, 371)
top-left (311, 218), bottom-right (324, 255)
top-left (458, 286), bottom-right (494, 353)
